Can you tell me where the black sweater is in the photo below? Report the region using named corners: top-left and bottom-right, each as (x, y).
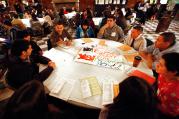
top-left (6, 55), bottom-right (53, 89)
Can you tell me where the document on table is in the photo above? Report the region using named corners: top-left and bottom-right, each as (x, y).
top-left (49, 78), bottom-right (76, 101)
top-left (102, 81), bottom-right (114, 105)
top-left (80, 76), bottom-right (102, 98)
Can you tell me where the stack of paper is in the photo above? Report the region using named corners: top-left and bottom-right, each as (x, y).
top-left (102, 82), bottom-right (114, 105)
top-left (49, 78), bottom-right (76, 101)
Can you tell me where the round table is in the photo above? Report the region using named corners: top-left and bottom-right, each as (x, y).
top-left (42, 38), bottom-right (153, 109)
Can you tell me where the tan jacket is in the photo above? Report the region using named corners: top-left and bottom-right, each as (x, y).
top-left (97, 23), bottom-right (124, 42)
top-left (11, 19), bottom-right (26, 30)
top-left (124, 33), bottom-right (146, 51)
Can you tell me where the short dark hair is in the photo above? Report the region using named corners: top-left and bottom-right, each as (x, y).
top-left (81, 19), bottom-right (89, 26)
top-left (55, 21), bottom-right (64, 26)
top-left (21, 30), bottom-right (31, 38)
top-left (160, 32), bottom-right (176, 46)
top-left (11, 40), bottom-right (30, 56)
top-left (107, 14), bottom-right (116, 20)
top-left (162, 52), bottom-right (179, 76)
top-left (13, 14), bottom-right (19, 19)
top-left (133, 25), bottom-right (143, 32)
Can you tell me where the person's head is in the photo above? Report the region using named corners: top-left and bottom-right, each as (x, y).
top-left (156, 52), bottom-right (179, 78)
top-left (3, 19), bottom-right (12, 26)
top-left (31, 13), bottom-right (38, 21)
top-left (81, 20), bottom-right (89, 30)
top-left (55, 21), bottom-right (64, 33)
top-left (11, 40), bottom-right (32, 60)
top-left (107, 15), bottom-right (116, 28)
top-left (107, 76), bottom-right (156, 119)
top-left (21, 30), bottom-right (31, 41)
top-left (131, 25), bottom-right (143, 39)
top-left (13, 14), bottom-right (19, 19)
top-left (155, 32), bottom-right (176, 51)
top-left (2, 80), bottom-right (48, 119)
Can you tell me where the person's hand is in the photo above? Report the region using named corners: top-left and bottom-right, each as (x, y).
top-left (103, 23), bottom-right (109, 29)
top-left (139, 51), bottom-right (148, 60)
top-left (145, 54), bottom-right (154, 69)
top-left (48, 61), bottom-right (56, 69)
top-left (57, 39), bottom-right (64, 46)
top-left (65, 40), bottom-right (72, 46)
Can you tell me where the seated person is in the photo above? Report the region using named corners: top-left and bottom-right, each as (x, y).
top-left (76, 20), bottom-right (95, 38)
top-left (156, 52), bottom-right (179, 117)
top-left (21, 30), bottom-right (43, 57)
top-left (99, 76), bottom-right (157, 119)
top-left (11, 14), bottom-right (26, 30)
top-left (124, 25), bottom-right (146, 51)
top-left (30, 14), bottom-right (43, 36)
top-left (6, 40), bottom-right (56, 89)
top-left (2, 80), bottom-right (76, 119)
top-left (139, 32), bottom-right (179, 69)
top-left (97, 15), bottom-right (124, 42)
top-left (50, 22), bottom-right (72, 47)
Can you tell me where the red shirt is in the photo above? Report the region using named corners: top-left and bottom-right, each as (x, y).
top-left (157, 74), bottom-right (179, 117)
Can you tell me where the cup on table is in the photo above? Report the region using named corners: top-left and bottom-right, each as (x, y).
top-left (133, 56), bottom-right (142, 67)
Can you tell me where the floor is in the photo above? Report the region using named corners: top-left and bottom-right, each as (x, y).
top-left (0, 19), bottom-right (179, 119)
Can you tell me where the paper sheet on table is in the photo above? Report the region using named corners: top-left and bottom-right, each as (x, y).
top-left (102, 82), bottom-right (114, 105)
top-left (81, 80), bottom-right (92, 98)
top-left (51, 78), bottom-right (66, 94)
top-left (98, 40), bottom-right (107, 46)
top-left (82, 38), bottom-right (93, 43)
top-left (124, 53), bottom-right (139, 62)
top-left (81, 76), bottom-right (102, 98)
top-left (118, 44), bottom-right (132, 51)
top-left (50, 78), bottom-right (76, 101)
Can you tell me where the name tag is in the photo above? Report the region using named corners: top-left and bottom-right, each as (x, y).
top-left (111, 32), bottom-right (116, 37)
top-left (64, 37), bottom-right (68, 41)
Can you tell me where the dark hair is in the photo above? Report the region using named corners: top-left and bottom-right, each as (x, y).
top-left (3, 19), bottom-right (12, 26)
top-left (107, 76), bottom-right (157, 119)
top-left (160, 32), bottom-right (176, 46)
top-left (55, 21), bottom-right (64, 26)
top-left (11, 40), bottom-right (30, 56)
top-left (13, 14), bottom-right (19, 19)
top-left (133, 25), bottom-right (143, 32)
top-left (2, 80), bottom-right (48, 119)
top-left (107, 15), bottom-right (116, 20)
top-left (21, 30), bottom-right (31, 38)
top-left (31, 13), bottom-right (38, 21)
top-left (81, 19), bottom-right (89, 26)
top-left (162, 52), bottom-right (179, 76)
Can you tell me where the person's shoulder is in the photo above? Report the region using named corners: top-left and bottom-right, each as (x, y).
top-left (114, 24), bottom-right (123, 30)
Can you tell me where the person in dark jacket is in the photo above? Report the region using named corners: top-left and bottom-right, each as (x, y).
top-left (2, 80), bottom-right (76, 119)
top-left (6, 40), bottom-right (56, 89)
top-left (21, 30), bottom-right (43, 57)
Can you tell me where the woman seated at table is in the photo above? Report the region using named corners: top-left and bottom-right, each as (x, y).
top-left (156, 52), bottom-right (179, 118)
top-left (99, 76), bottom-right (157, 119)
top-left (76, 20), bottom-right (95, 38)
top-left (50, 21), bottom-right (72, 47)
